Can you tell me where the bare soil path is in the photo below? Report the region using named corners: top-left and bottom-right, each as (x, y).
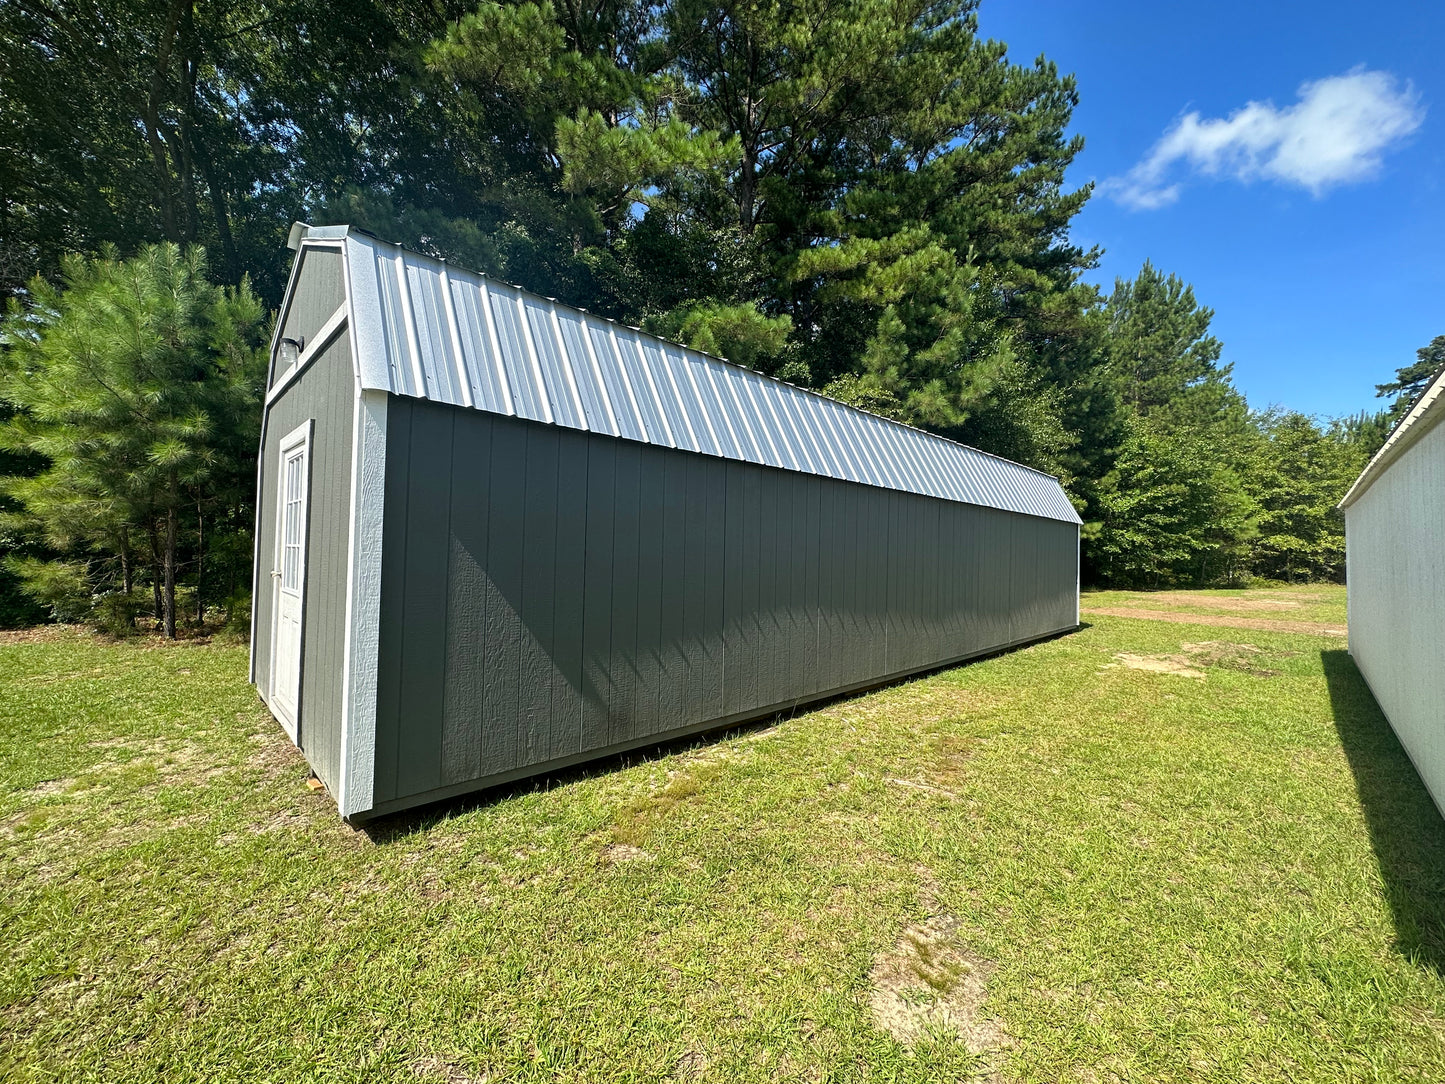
top-left (1081, 605), bottom-right (1346, 637)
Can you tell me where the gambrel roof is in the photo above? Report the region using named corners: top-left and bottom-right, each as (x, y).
top-left (298, 224), bottom-right (1082, 524)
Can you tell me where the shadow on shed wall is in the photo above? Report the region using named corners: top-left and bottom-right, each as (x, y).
top-left (1322, 649), bottom-right (1445, 972)
top-left (360, 626), bottom-right (1082, 843)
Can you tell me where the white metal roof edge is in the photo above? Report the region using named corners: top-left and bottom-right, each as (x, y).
top-left (298, 224), bottom-right (1081, 524)
top-left (1339, 364), bottom-right (1445, 510)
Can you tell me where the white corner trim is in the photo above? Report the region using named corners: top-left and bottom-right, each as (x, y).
top-left (337, 388), bottom-right (388, 818)
top-left (266, 305), bottom-right (349, 407)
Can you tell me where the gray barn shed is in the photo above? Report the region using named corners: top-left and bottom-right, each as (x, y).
top-left (251, 224), bottom-right (1082, 820)
top-left (1340, 365), bottom-right (1445, 819)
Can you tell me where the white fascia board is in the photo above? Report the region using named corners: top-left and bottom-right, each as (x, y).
top-left (254, 235), bottom-right (350, 684)
top-left (1340, 367), bottom-right (1445, 510)
top-left (265, 305), bottom-right (348, 407)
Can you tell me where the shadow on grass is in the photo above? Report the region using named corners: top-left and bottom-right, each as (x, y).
top-left (361, 624), bottom-right (1086, 843)
top-left (1322, 649), bottom-right (1445, 972)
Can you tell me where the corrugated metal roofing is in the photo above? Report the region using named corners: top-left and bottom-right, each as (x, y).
top-left (327, 227), bottom-right (1081, 524)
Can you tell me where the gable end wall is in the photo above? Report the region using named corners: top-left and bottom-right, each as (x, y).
top-left (252, 333), bottom-right (357, 794)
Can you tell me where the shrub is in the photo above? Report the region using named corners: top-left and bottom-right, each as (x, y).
top-left (92, 591), bottom-right (148, 637)
top-left (6, 557), bottom-right (93, 623)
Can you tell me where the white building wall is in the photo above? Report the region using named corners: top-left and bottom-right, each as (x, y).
top-left (1345, 413), bottom-right (1445, 816)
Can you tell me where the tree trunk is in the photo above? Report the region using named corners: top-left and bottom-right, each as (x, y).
top-left (737, 144), bottom-right (757, 236)
top-left (163, 497), bottom-right (178, 639)
top-left (120, 530), bottom-right (133, 595)
top-left (148, 521), bottom-right (164, 622)
top-left (195, 499), bottom-right (204, 625)
top-left (226, 506), bottom-right (237, 614)
top-left (144, 0), bottom-right (188, 242)
top-left (191, 128), bottom-right (236, 277)
top-left (174, 2), bottom-right (198, 241)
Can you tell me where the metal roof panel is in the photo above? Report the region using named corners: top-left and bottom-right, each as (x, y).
top-left (335, 230), bottom-right (1081, 524)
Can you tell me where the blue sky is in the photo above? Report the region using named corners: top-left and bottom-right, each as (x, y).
top-left (977, 0), bottom-right (1444, 420)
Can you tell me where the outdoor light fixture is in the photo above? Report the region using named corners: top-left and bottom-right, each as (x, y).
top-left (278, 335), bottom-right (304, 368)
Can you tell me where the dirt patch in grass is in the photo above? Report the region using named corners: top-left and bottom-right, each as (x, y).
top-left (21, 778), bottom-right (76, 798)
top-left (250, 808), bottom-right (314, 834)
top-left (600, 842), bottom-right (654, 863)
top-left (410, 1055), bottom-right (484, 1084)
top-left (672, 1049), bottom-right (709, 1079)
top-left (869, 914), bottom-right (1010, 1054)
top-left (1106, 641), bottom-right (1290, 680)
top-left (84, 736), bottom-right (231, 785)
top-left (837, 682), bottom-right (996, 727)
top-left (885, 777), bottom-right (964, 800)
top-left (245, 726), bottom-right (309, 778)
top-left (1082, 606), bottom-right (1346, 636)
top-left (1115, 592), bottom-right (1302, 613)
top-left (610, 762), bottom-right (726, 846)
top-left (1180, 641), bottom-right (1287, 676)
top-left (1108, 652), bottom-right (1206, 679)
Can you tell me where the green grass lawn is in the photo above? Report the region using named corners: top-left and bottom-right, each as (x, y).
top-left (4, 585), bottom-right (1445, 1082)
top-left (1082, 585), bottom-right (1348, 627)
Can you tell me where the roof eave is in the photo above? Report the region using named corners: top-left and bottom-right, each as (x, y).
top-left (1339, 366), bottom-right (1445, 510)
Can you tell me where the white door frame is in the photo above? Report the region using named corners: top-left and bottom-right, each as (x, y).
top-left (269, 419), bottom-right (314, 741)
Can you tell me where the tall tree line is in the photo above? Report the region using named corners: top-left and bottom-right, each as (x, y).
top-left (0, 0), bottom-right (1425, 628)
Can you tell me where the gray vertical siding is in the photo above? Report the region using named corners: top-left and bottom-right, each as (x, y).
top-left (252, 333), bottom-right (356, 794)
top-left (369, 399), bottom-right (1079, 814)
top-left (275, 247), bottom-right (345, 369)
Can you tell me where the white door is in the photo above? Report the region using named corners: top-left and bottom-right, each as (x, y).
top-left (270, 421), bottom-right (313, 740)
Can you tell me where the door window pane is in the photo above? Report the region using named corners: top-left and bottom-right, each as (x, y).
top-left (282, 451), bottom-right (304, 592)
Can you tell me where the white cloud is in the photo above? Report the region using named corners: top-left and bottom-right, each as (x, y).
top-left (1102, 68), bottom-right (1424, 210)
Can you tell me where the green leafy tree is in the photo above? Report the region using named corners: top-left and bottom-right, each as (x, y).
top-left (0, 244), bottom-right (266, 635)
top-left (1092, 419), bottom-right (1256, 587)
top-left (1242, 411), bottom-right (1366, 583)
top-left (1336, 409), bottom-right (1392, 460)
top-left (0, 0), bottom-right (467, 305)
top-left (0, 403), bottom-right (46, 627)
top-left (420, 0), bottom-right (737, 310)
top-left (658, 0), bottom-right (1106, 472)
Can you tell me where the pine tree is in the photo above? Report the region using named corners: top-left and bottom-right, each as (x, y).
top-left (1376, 333), bottom-right (1445, 421)
top-left (0, 244), bottom-right (266, 635)
top-left (1103, 261), bottom-right (1238, 420)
